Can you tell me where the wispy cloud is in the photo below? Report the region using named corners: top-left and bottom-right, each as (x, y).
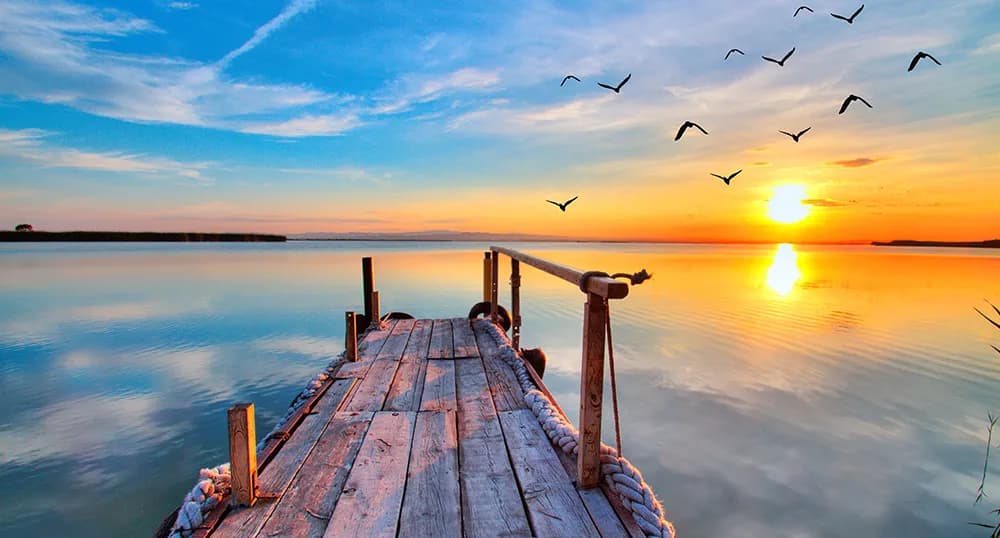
top-left (803, 198), bottom-right (856, 208)
top-left (0, 128), bottom-right (211, 181)
top-left (276, 166), bottom-right (392, 184)
top-left (829, 158), bottom-right (885, 168)
top-left (216, 0), bottom-right (317, 67)
top-left (166, 1), bottom-right (197, 10)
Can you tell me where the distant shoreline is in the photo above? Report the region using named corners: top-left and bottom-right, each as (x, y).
top-left (0, 231), bottom-right (286, 242)
top-left (871, 239), bottom-right (1000, 249)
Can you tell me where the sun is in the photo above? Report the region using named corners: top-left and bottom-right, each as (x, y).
top-left (768, 185), bottom-right (809, 224)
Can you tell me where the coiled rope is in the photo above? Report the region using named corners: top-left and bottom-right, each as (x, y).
top-left (480, 319), bottom-right (675, 538)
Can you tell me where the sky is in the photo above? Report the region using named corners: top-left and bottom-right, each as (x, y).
top-left (0, 0), bottom-right (998, 243)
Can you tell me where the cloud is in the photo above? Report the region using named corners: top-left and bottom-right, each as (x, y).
top-left (373, 67), bottom-right (501, 114)
top-left (803, 198), bottom-right (855, 207)
top-left (216, 0), bottom-right (318, 67)
top-left (166, 1), bottom-right (197, 10)
top-left (0, 128), bottom-right (211, 181)
top-left (240, 113), bottom-right (362, 137)
top-left (829, 158), bottom-right (884, 168)
top-left (973, 33), bottom-right (1000, 55)
top-left (276, 165), bottom-right (392, 184)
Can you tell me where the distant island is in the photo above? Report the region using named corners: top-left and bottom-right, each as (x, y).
top-left (1, 231), bottom-right (286, 242)
top-left (872, 239), bottom-right (1000, 249)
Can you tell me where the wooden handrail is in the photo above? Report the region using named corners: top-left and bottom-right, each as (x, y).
top-left (490, 246), bottom-right (629, 299)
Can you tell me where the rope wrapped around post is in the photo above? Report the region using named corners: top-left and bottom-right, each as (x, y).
top-left (578, 268), bottom-right (653, 293)
top-left (478, 319), bottom-right (676, 538)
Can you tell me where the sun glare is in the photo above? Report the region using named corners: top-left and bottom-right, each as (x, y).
top-left (766, 243), bottom-right (801, 296)
top-left (768, 185), bottom-right (809, 224)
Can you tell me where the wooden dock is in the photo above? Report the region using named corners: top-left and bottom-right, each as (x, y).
top-left (205, 316), bottom-right (642, 537)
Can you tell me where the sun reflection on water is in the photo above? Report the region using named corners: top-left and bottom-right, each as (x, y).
top-left (766, 243), bottom-right (801, 296)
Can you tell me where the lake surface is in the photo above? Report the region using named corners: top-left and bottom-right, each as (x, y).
top-left (1, 241), bottom-right (998, 537)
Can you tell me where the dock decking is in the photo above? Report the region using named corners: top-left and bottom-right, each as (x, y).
top-left (207, 317), bottom-right (641, 537)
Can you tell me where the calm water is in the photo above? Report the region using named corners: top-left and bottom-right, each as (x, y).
top-left (1, 241), bottom-right (998, 537)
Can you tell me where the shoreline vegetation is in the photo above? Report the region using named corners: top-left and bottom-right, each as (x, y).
top-left (871, 239), bottom-right (1000, 249)
top-left (0, 231), bottom-right (286, 242)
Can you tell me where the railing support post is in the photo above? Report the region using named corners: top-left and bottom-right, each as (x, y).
top-left (345, 311), bottom-right (358, 362)
top-left (490, 251), bottom-right (500, 323)
top-left (362, 257), bottom-right (374, 325)
top-left (370, 290), bottom-right (381, 330)
top-left (510, 258), bottom-right (521, 348)
top-left (482, 252), bottom-right (492, 303)
top-left (578, 293), bottom-right (607, 489)
top-left (228, 403), bottom-right (258, 507)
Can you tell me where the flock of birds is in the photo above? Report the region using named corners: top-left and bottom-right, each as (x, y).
top-left (546, 3), bottom-right (943, 212)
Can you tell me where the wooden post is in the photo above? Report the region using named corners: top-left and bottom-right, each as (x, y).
top-left (362, 257), bottom-right (374, 324)
top-left (577, 294), bottom-right (607, 489)
top-left (490, 251), bottom-right (499, 323)
top-left (228, 403), bottom-right (258, 507)
top-left (482, 252), bottom-right (492, 303)
top-left (510, 259), bottom-right (521, 348)
top-left (345, 311), bottom-right (358, 362)
top-left (370, 290), bottom-right (381, 329)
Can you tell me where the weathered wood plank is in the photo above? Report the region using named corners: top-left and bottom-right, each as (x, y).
top-left (253, 411), bottom-right (373, 538)
top-left (472, 319), bottom-right (525, 412)
top-left (427, 319), bottom-right (454, 359)
top-left (398, 411), bottom-right (460, 538)
top-left (356, 319), bottom-right (397, 360)
top-left (450, 318), bottom-right (480, 358)
top-left (334, 360), bottom-right (371, 380)
top-left (214, 379), bottom-right (356, 537)
top-left (498, 410), bottom-right (600, 538)
top-left (341, 359), bottom-right (401, 412)
top-left (454, 358), bottom-right (531, 537)
top-left (419, 360), bottom-right (456, 412)
top-left (383, 320), bottom-right (432, 412)
top-left (324, 411), bottom-right (416, 538)
top-left (375, 318), bottom-right (414, 361)
top-left (578, 487), bottom-right (634, 538)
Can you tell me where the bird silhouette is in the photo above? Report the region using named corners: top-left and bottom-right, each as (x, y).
top-left (838, 94), bottom-right (872, 114)
top-left (675, 121), bottom-right (708, 141)
top-left (711, 170), bottom-right (742, 185)
top-left (597, 73), bottom-right (631, 93)
top-left (546, 196), bottom-right (578, 212)
top-left (725, 48), bottom-right (745, 60)
top-left (560, 75), bottom-right (581, 87)
top-left (779, 127), bottom-right (812, 142)
top-left (794, 6), bottom-right (813, 17)
top-left (831, 4), bottom-right (864, 24)
top-left (762, 47), bottom-right (795, 67)
top-left (908, 51), bottom-right (941, 72)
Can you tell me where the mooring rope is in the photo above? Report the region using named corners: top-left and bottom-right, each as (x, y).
top-left (605, 303), bottom-right (624, 458)
top-left (166, 355), bottom-right (346, 538)
top-left (578, 268), bottom-right (653, 293)
top-left (480, 320), bottom-right (675, 538)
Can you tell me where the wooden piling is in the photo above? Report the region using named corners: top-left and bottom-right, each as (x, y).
top-left (490, 252), bottom-right (499, 323)
top-left (482, 252), bottom-right (492, 303)
top-left (510, 259), bottom-right (521, 349)
top-left (345, 311), bottom-right (358, 362)
top-left (370, 290), bottom-right (381, 329)
top-left (362, 257), bottom-right (374, 323)
top-left (228, 403), bottom-right (258, 507)
top-left (578, 294), bottom-right (607, 489)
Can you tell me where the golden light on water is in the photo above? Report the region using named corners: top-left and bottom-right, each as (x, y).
top-left (768, 185), bottom-right (809, 224)
top-left (766, 243), bottom-right (801, 296)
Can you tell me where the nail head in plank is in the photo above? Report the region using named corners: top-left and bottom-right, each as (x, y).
top-left (324, 411), bottom-right (416, 538)
top-left (498, 409), bottom-right (600, 538)
top-left (398, 411), bottom-right (460, 538)
top-left (255, 411), bottom-right (373, 538)
top-left (427, 319), bottom-right (454, 359)
top-left (450, 318), bottom-right (480, 358)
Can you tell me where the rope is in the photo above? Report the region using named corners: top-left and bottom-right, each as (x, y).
top-left (481, 320), bottom-right (675, 538)
top-left (578, 268), bottom-right (653, 293)
top-left (605, 302), bottom-right (624, 458)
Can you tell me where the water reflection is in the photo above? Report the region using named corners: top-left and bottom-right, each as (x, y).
top-left (766, 243), bottom-right (801, 296)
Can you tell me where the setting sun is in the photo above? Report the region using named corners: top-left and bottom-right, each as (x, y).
top-left (768, 185), bottom-right (810, 224)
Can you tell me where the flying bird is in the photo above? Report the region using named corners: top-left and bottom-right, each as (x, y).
top-left (711, 170), bottom-right (742, 185)
top-left (675, 121), bottom-right (708, 141)
top-left (762, 47), bottom-right (795, 67)
top-left (725, 48), bottom-right (745, 60)
top-left (907, 51), bottom-right (941, 72)
top-left (546, 196), bottom-right (578, 212)
top-left (831, 4), bottom-right (864, 24)
top-left (560, 75), bottom-right (581, 87)
top-left (597, 73), bottom-right (631, 93)
top-left (794, 6), bottom-right (814, 17)
top-left (838, 94), bottom-right (872, 114)
top-left (779, 127), bottom-right (812, 142)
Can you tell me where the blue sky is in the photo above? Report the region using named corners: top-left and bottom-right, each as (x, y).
top-left (1, 0), bottom-right (998, 240)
